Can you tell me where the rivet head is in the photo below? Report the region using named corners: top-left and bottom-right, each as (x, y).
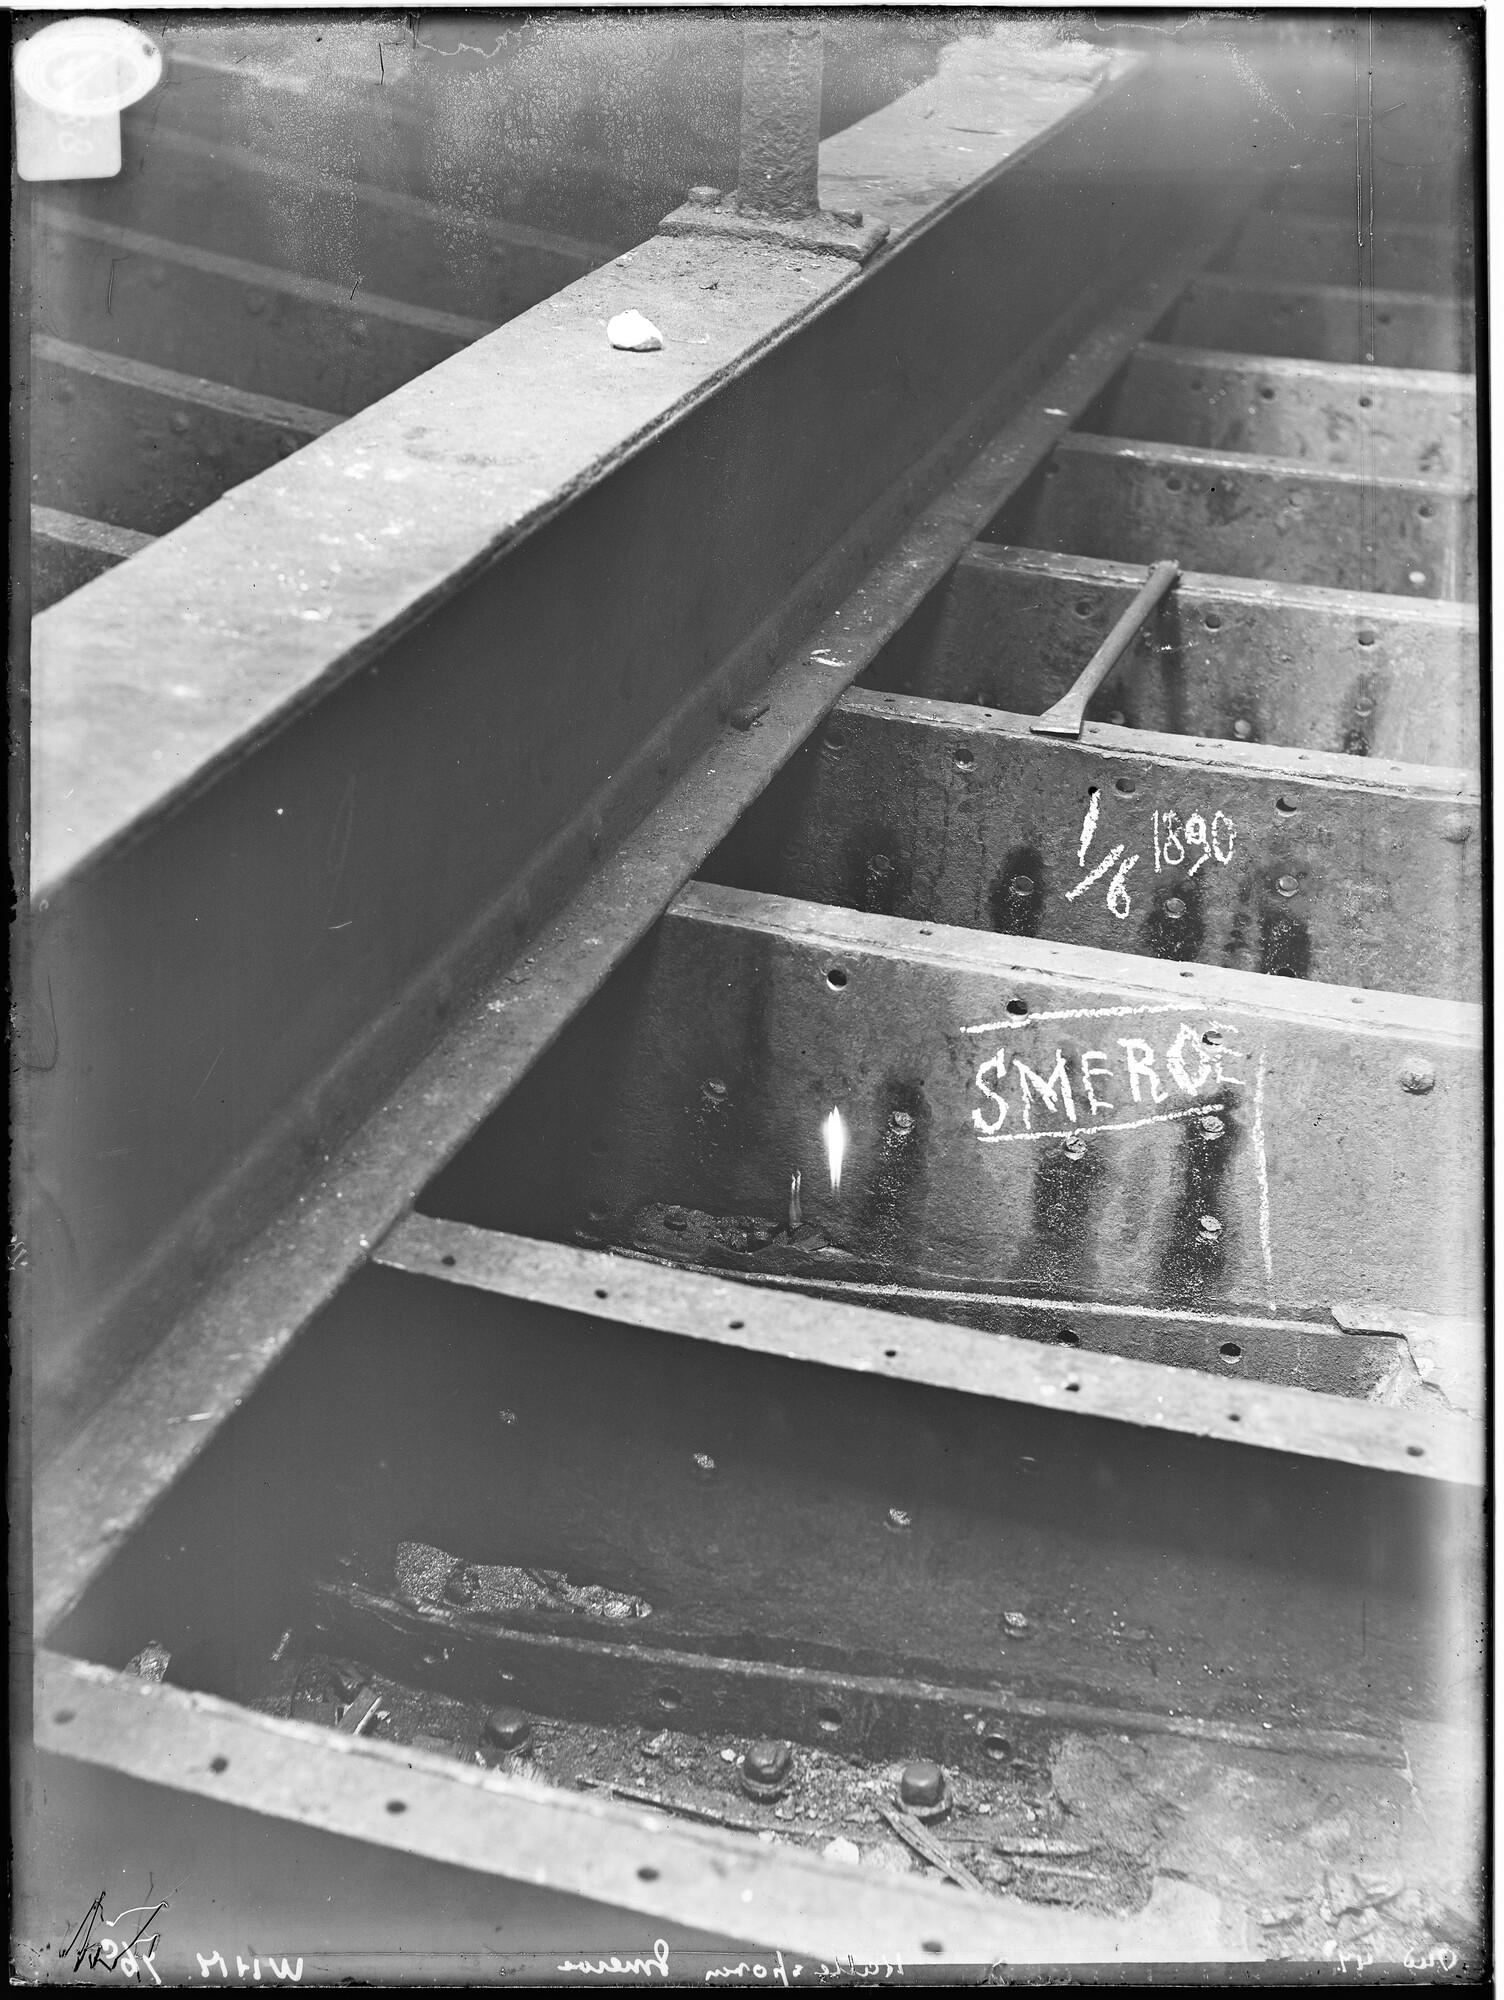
top-left (889, 1109), bottom-right (914, 1135)
top-left (1276, 874), bottom-right (1299, 897)
top-left (1199, 1113), bottom-right (1225, 1141)
top-left (1163, 896), bottom-right (1186, 921)
top-left (663, 1207), bottom-right (689, 1231)
top-left (1197, 1214), bottom-right (1223, 1240)
top-left (482, 1706), bottom-right (533, 1752)
top-left (1009, 874), bottom-right (1035, 899)
top-left (1399, 1060), bottom-right (1436, 1096)
top-left (169, 411), bottom-right (191, 434)
top-left (1233, 718), bottom-right (1253, 740)
top-left (1062, 1131), bottom-right (1087, 1161)
top-left (1441, 814), bottom-right (1473, 845)
top-left (741, 1740), bottom-right (794, 1800)
top-left (900, 1761), bottom-right (947, 1811)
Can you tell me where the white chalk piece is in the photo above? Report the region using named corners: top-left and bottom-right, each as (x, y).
top-left (821, 1836), bottom-right (861, 1866)
top-left (15, 17), bottom-right (162, 183)
top-left (607, 310), bottom-right (664, 353)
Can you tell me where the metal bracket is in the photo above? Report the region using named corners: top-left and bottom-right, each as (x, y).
top-left (1030, 557), bottom-right (1180, 737)
top-left (659, 23), bottom-right (890, 264)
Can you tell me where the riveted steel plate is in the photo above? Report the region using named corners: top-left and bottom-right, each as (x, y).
top-left (1161, 273), bottom-right (1471, 373)
top-left (1001, 433), bottom-right (1474, 601)
top-left (707, 690), bottom-right (1481, 999)
top-left (1087, 343), bottom-right (1475, 481)
top-left (493, 883), bottom-right (1482, 1323)
top-left (865, 546), bottom-right (1479, 768)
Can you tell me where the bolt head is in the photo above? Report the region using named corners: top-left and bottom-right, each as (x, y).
top-left (1163, 896), bottom-right (1186, 920)
top-left (1062, 1132), bottom-right (1087, 1161)
top-left (900, 1761), bottom-right (946, 1810)
top-left (1199, 1114), bottom-right (1225, 1140)
top-left (482, 1706), bottom-right (533, 1752)
top-left (1276, 874), bottom-right (1299, 897)
top-left (1197, 1214), bottom-right (1223, 1239)
top-left (742, 1740), bottom-right (793, 1789)
top-left (1009, 874), bottom-right (1035, 899)
top-left (1399, 1060), bottom-right (1436, 1096)
top-left (1233, 718), bottom-right (1253, 740)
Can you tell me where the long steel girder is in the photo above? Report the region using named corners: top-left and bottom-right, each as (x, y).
top-left (26, 48), bottom-right (1268, 1504)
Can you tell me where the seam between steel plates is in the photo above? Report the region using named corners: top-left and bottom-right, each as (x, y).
top-left (32, 212), bottom-right (1250, 1640)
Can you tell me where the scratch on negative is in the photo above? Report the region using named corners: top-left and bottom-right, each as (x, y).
top-left (190, 1046), bottom-right (224, 1104)
top-left (1253, 1051), bottom-right (1274, 1299)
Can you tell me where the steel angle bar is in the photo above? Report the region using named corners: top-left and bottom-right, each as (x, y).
top-left (32, 336), bottom-right (339, 537)
top-left (28, 1650), bottom-right (1266, 1967)
top-left (1092, 344), bottom-right (1476, 481)
top-left (73, 122), bottom-right (614, 318)
top-left (1162, 273), bottom-right (1471, 373)
top-left (33, 208), bottom-right (493, 415)
top-left (872, 546), bottom-right (1480, 769)
top-left (374, 1218), bottom-right (1477, 1482)
top-left (567, 883), bottom-right (1482, 1325)
top-left (309, 1578), bottom-right (1408, 1771)
top-left (712, 690), bottom-right (1483, 998)
top-left (30, 505), bottom-right (154, 610)
top-left (1007, 432), bottom-right (1475, 601)
top-left (30, 50), bottom-right (1275, 1630)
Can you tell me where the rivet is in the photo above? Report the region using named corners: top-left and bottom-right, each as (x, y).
top-left (1199, 1113), bottom-right (1225, 1140)
top-left (482, 1706), bottom-right (533, 1752)
top-left (663, 1207), bottom-right (689, 1231)
top-left (1276, 874), bottom-right (1299, 897)
top-left (1062, 1131), bottom-right (1087, 1161)
top-left (1009, 874), bottom-right (1034, 899)
top-left (899, 1762), bottom-right (951, 1820)
top-left (1163, 896), bottom-right (1186, 921)
top-left (1398, 1061), bottom-right (1436, 1096)
top-left (1233, 719), bottom-right (1253, 740)
top-left (1108, 709), bottom-right (1127, 727)
top-left (170, 411), bottom-right (191, 435)
top-left (1440, 814), bottom-right (1472, 845)
top-left (889, 1110), bottom-right (914, 1135)
top-left (1197, 1214), bottom-right (1223, 1241)
top-left (704, 1078), bottom-right (727, 1099)
top-left (741, 1740), bottom-right (794, 1801)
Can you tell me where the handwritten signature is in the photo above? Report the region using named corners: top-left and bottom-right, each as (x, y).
top-left (63, 1894), bottom-right (165, 1985)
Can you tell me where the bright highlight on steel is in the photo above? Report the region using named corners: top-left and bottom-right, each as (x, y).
top-left (823, 1108), bottom-right (848, 1194)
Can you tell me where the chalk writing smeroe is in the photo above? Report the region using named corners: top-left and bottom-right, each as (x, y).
top-left (966, 1007), bottom-right (1246, 1143)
